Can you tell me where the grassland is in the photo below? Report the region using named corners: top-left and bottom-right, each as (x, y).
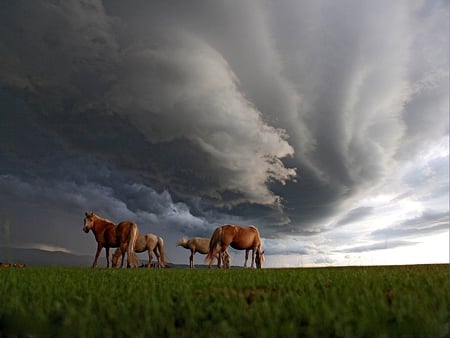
top-left (0, 264), bottom-right (448, 337)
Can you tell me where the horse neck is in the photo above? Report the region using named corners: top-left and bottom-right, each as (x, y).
top-left (92, 217), bottom-right (116, 235)
top-left (178, 239), bottom-right (189, 249)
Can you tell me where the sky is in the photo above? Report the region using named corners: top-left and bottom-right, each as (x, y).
top-left (0, 0), bottom-right (448, 268)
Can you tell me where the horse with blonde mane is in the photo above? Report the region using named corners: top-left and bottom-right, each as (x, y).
top-left (177, 237), bottom-right (230, 269)
top-left (112, 233), bottom-right (168, 268)
top-left (83, 212), bottom-right (139, 268)
top-left (205, 225), bottom-right (265, 269)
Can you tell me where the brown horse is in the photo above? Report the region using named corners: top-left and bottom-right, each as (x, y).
top-left (205, 225), bottom-right (265, 269)
top-left (176, 237), bottom-right (230, 269)
top-left (83, 212), bottom-right (139, 268)
top-left (112, 233), bottom-right (168, 268)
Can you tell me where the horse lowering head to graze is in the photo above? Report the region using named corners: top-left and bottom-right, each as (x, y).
top-left (83, 212), bottom-right (139, 268)
top-left (176, 237), bottom-right (230, 269)
top-left (205, 224), bottom-right (265, 269)
top-left (112, 233), bottom-right (168, 268)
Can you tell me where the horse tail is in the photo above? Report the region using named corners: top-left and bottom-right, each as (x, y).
top-left (127, 222), bottom-right (139, 268)
top-left (205, 226), bottom-right (222, 266)
top-left (157, 236), bottom-right (168, 267)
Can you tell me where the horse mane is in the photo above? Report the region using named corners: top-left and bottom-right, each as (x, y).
top-left (90, 213), bottom-right (115, 225)
top-left (177, 237), bottom-right (188, 246)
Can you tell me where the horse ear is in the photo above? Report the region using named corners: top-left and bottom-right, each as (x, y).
top-left (85, 212), bottom-right (89, 216)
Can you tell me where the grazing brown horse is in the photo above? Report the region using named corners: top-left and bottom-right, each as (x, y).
top-left (176, 237), bottom-right (230, 269)
top-left (112, 233), bottom-right (168, 268)
top-left (83, 212), bottom-right (139, 268)
top-left (0, 262), bottom-right (11, 268)
top-left (205, 225), bottom-right (265, 269)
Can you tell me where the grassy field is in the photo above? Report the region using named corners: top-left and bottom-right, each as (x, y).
top-left (0, 264), bottom-right (448, 337)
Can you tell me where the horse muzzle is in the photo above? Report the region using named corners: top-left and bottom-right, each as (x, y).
top-left (83, 226), bottom-right (90, 233)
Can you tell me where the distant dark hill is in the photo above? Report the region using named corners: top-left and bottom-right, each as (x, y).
top-left (0, 247), bottom-right (99, 267)
top-left (0, 247), bottom-right (242, 269)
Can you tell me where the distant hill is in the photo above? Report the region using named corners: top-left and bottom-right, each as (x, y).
top-left (0, 247), bottom-right (240, 269)
top-left (0, 247), bottom-right (101, 267)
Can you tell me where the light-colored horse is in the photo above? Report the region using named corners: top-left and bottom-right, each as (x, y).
top-left (205, 224), bottom-right (265, 269)
top-left (176, 237), bottom-right (230, 269)
top-left (112, 233), bottom-right (168, 268)
top-left (83, 212), bottom-right (139, 268)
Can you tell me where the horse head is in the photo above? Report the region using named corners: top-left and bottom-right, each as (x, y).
top-left (255, 249), bottom-right (265, 269)
top-left (176, 237), bottom-right (188, 247)
top-left (83, 212), bottom-right (95, 233)
top-left (111, 250), bottom-right (120, 267)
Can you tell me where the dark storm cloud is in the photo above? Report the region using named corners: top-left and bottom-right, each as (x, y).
top-left (0, 0), bottom-right (296, 209)
top-left (0, 0), bottom-right (448, 264)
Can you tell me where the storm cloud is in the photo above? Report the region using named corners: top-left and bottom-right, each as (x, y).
top-left (0, 0), bottom-right (448, 266)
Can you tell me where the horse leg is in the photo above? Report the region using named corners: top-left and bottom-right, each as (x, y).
top-left (92, 243), bottom-right (103, 268)
top-left (244, 249), bottom-right (249, 268)
top-left (216, 253), bottom-right (220, 269)
top-left (106, 247), bottom-right (110, 268)
top-left (251, 248), bottom-right (255, 268)
top-left (148, 250), bottom-right (154, 268)
top-left (153, 248), bottom-right (161, 268)
top-left (190, 251), bottom-right (194, 269)
top-left (120, 250), bottom-right (126, 268)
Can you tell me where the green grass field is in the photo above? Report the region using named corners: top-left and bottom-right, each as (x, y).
top-left (0, 264), bottom-right (448, 337)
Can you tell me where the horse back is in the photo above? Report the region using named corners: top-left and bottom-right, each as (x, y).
top-left (191, 237), bottom-right (210, 254)
top-left (228, 225), bottom-right (260, 250)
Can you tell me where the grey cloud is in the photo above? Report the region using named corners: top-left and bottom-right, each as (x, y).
top-left (107, 31), bottom-right (296, 206)
top-left (335, 207), bottom-right (374, 227)
top-left (1, 0), bottom-right (296, 209)
top-left (269, 1), bottom-right (447, 193)
top-left (338, 240), bottom-right (417, 254)
top-left (262, 238), bottom-right (315, 256)
top-left (371, 210), bottom-right (449, 240)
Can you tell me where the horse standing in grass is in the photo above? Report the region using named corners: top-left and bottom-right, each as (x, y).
top-left (83, 212), bottom-right (139, 268)
top-left (205, 225), bottom-right (265, 269)
top-left (177, 237), bottom-right (230, 269)
top-left (112, 233), bottom-right (168, 268)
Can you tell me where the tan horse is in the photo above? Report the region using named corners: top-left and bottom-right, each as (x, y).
top-left (176, 237), bottom-right (230, 269)
top-left (83, 212), bottom-right (139, 268)
top-left (205, 224), bottom-right (265, 269)
top-left (112, 233), bottom-right (168, 268)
